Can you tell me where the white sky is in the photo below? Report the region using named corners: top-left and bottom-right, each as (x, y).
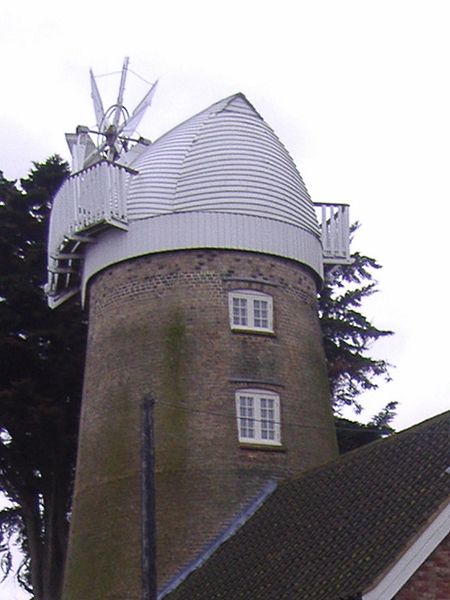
top-left (1, 5), bottom-right (449, 592)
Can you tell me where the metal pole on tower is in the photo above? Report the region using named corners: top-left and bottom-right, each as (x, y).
top-left (141, 395), bottom-right (157, 600)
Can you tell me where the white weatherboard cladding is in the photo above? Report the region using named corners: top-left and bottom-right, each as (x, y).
top-left (127, 94), bottom-right (319, 234)
top-left (81, 212), bottom-right (323, 299)
top-left (125, 99), bottom-right (226, 218)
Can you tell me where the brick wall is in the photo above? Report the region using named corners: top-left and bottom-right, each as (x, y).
top-left (63, 249), bottom-right (338, 599)
top-left (395, 532), bottom-right (450, 599)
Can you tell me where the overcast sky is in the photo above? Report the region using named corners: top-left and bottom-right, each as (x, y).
top-left (2, 3), bottom-right (450, 593)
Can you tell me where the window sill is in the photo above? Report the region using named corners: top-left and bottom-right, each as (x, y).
top-left (239, 442), bottom-right (286, 453)
top-left (231, 327), bottom-right (276, 337)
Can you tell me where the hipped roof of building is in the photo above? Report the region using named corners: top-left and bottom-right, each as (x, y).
top-left (166, 410), bottom-right (450, 600)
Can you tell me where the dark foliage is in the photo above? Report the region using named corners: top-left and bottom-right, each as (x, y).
top-left (318, 225), bottom-right (394, 413)
top-left (335, 400), bottom-right (397, 453)
top-left (319, 224), bottom-right (396, 451)
top-left (0, 157), bottom-right (87, 600)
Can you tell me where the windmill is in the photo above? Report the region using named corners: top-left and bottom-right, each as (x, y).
top-left (66, 57), bottom-right (158, 172)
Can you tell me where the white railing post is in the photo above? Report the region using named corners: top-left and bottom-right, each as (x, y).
top-left (313, 202), bottom-right (351, 265)
top-left (47, 161), bottom-right (134, 305)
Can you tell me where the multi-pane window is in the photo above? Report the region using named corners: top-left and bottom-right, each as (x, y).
top-left (229, 291), bottom-right (273, 332)
top-left (235, 390), bottom-right (281, 445)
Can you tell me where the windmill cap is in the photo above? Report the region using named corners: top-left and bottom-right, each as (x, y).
top-left (126, 93), bottom-right (319, 236)
top-left (48, 93), bottom-right (328, 307)
top-left (81, 93), bottom-right (324, 293)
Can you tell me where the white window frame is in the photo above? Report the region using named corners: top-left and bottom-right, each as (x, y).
top-left (235, 389), bottom-right (281, 446)
top-left (228, 290), bottom-right (273, 333)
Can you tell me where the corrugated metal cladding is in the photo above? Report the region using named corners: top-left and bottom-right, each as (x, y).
top-left (127, 94), bottom-right (319, 235)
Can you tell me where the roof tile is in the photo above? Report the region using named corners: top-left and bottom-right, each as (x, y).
top-left (166, 411), bottom-right (450, 600)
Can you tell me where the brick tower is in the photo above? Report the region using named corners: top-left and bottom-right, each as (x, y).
top-left (47, 86), bottom-right (351, 599)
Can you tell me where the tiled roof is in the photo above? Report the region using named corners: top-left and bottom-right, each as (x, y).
top-left (166, 411), bottom-right (450, 600)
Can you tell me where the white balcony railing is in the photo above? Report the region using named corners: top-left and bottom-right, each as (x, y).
top-left (313, 202), bottom-right (351, 264)
top-left (51, 161), bottom-right (130, 241)
top-left (46, 161), bottom-right (134, 307)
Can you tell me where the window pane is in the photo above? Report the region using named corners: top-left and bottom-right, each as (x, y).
top-left (236, 389), bottom-right (280, 446)
top-left (233, 297), bottom-right (248, 326)
top-left (239, 396), bottom-right (254, 438)
top-left (253, 299), bottom-right (269, 328)
top-left (260, 397), bottom-right (275, 440)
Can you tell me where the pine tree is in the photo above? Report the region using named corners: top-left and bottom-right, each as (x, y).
top-left (0, 157), bottom-right (86, 600)
top-left (318, 224), bottom-right (396, 450)
top-left (318, 225), bottom-right (393, 413)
